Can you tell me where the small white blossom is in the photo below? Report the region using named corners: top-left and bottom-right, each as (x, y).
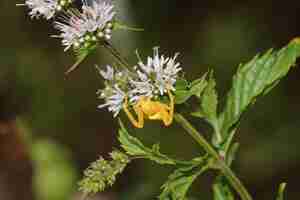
top-left (97, 85), bottom-right (125, 117)
top-left (19, 0), bottom-right (59, 20)
top-left (53, 0), bottom-right (115, 51)
top-left (132, 47), bottom-right (181, 98)
top-left (97, 65), bottom-right (130, 117)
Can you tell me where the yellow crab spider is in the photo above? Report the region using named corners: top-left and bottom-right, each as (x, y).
top-left (123, 89), bottom-right (174, 128)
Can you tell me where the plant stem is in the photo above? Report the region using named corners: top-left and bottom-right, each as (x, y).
top-left (103, 41), bottom-right (131, 69)
top-left (174, 113), bottom-right (253, 200)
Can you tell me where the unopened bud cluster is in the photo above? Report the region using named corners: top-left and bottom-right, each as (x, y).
top-left (72, 22), bottom-right (114, 51)
top-left (56, 0), bottom-right (72, 11)
top-left (78, 151), bottom-right (130, 195)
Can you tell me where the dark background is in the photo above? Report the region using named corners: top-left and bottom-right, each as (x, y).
top-left (1, 0), bottom-right (300, 199)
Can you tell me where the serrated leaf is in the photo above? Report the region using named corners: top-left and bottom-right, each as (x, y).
top-left (193, 72), bottom-right (221, 144)
top-left (276, 183), bottom-right (287, 200)
top-left (118, 120), bottom-right (176, 165)
top-left (174, 74), bottom-right (208, 104)
top-left (174, 90), bottom-right (193, 104)
top-left (175, 78), bottom-right (189, 90)
top-left (190, 72), bottom-right (208, 98)
top-left (219, 39), bottom-right (300, 137)
top-left (201, 72), bottom-right (218, 122)
top-left (150, 144), bottom-right (177, 165)
top-left (174, 79), bottom-right (191, 104)
top-left (159, 159), bottom-right (208, 200)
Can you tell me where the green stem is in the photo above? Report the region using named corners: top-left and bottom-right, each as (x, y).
top-left (103, 41), bottom-right (131, 69)
top-left (102, 41), bottom-right (138, 79)
top-left (174, 113), bottom-right (253, 200)
top-left (114, 22), bottom-right (144, 32)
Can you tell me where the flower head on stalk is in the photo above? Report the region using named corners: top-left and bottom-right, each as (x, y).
top-left (17, 0), bottom-right (72, 20)
top-left (53, 0), bottom-right (115, 52)
top-left (97, 65), bottom-right (131, 117)
top-left (96, 47), bottom-right (181, 124)
top-left (130, 47), bottom-right (182, 100)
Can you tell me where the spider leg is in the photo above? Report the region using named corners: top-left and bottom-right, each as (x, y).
top-left (123, 96), bottom-right (144, 128)
top-left (133, 104), bottom-right (144, 128)
top-left (162, 110), bottom-right (172, 126)
top-left (163, 89), bottom-right (174, 126)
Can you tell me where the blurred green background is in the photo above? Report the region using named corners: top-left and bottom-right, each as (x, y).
top-left (1, 0), bottom-right (300, 199)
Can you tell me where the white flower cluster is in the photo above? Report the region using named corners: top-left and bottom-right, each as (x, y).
top-left (53, 0), bottom-right (115, 51)
top-left (131, 47), bottom-right (181, 99)
top-left (18, 0), bottom-right (72, 20)
top-left (19, 0), bottom-right (115, 51)
top-left (97, 65), bottom-right (128, 117)
top-left (98, 48), bottom-right (181, 117)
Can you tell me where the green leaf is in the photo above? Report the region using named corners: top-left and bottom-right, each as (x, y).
top-left (159, 159), bottom-right (208, 200)
top-left (176, 79), bottom-right (189, 90)
top-left (118, 120), bottom-right (176, 165)
top-left (174, 74), bottom-right (208, 104)
top-left (174, 79), bottom-right (191, 104)
top-left (201, 72), bottom-right (218, 122)
top-left (191, 72), bottom-right (222, 145)
top-left (191, 72), bottom-right (217, 121)
top-left (118, 120), bottom-right (149, 155)
top-left (174, 90), bottom-right (193, 104)
top-left (190, 72), bottom-right (208, 98)
top-left (219, 39), bottom-right (300, 137)
top-left (276, 183), bottom-right (287, 200)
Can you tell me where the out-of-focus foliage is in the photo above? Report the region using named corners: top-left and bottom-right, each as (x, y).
top-left (17, 118), bottom-right (77, 200)
top-left (276, 183), bottom-right (287, 200)
top-left (31, 139), bottom-right (77, 200)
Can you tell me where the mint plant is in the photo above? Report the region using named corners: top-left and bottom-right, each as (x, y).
top-left (18, 0), bottom-right (300, 199)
